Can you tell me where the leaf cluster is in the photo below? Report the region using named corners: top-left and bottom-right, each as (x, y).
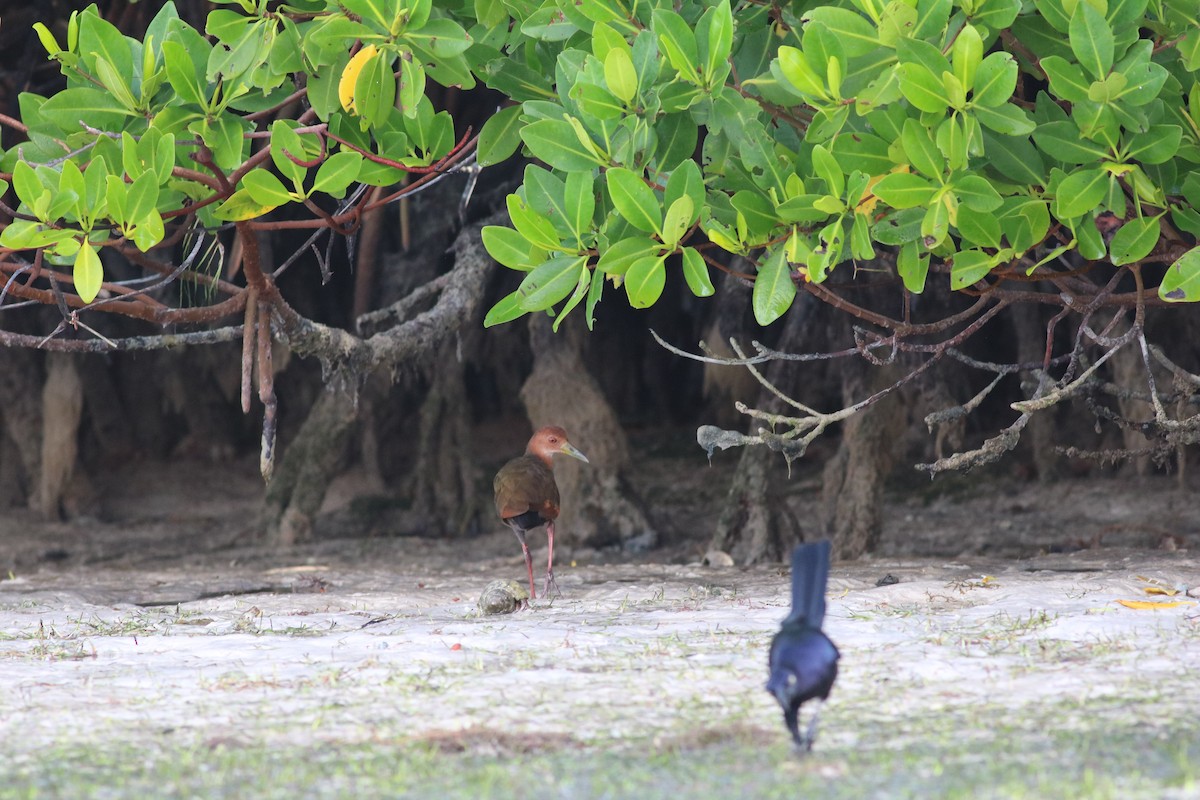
top-left (473, 0), bottom-right (1200, 326)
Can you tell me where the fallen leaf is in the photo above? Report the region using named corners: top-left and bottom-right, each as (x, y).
top-left (1116, 599), bottom-right (1197, 610)
top-left (450, 643), bottom-right (463, 651)
top-left (1143, 587), bottom-right (1179, 596)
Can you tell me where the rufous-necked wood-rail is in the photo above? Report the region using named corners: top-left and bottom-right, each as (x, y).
top-left (493, 426), bottom-right (589, 599)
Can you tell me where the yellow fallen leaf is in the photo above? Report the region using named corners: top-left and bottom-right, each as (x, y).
top-left (1143, 586), bottom-right (1179, 596)
top-left (339, 44), bottom-right (378, 114)
top-left (1116, 599), bottom-right (1197, 610)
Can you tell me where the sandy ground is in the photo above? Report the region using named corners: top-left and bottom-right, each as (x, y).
top-left (0, 458), bottom-right (1198, 798)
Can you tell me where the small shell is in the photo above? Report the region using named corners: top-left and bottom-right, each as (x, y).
top-left (478, 579), bottom-right (530, 615)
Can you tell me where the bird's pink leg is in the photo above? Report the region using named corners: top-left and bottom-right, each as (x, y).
top-left (516, 534), bottom-right (537, 600)
top-left (543, 522), bottom-right (560, 598)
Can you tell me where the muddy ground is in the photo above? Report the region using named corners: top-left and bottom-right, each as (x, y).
top-left (1, 448), bottom-right (1198, 799)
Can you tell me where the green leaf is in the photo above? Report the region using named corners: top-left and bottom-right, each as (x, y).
top-left (956, 205), bottom-right (1003, 248)
top-left (40, 88), bottom-right (134, 133)
top-left (902, 118), bottom-right (944, 179)
top-left (403, 19), bottom-right (473, 59)
top-left (572, 82), bottom-right (625, 120)
top-left (850, 212), bottom-right (874, 260)
top-left (922, 198), bottom-right (950, 246)
top-left (1125, 125), bottom-right (1181, 165)
top-left (598, 236), bottom-right (662, 275)
top-left (604, 48), bottom-right (637, 104)
top-left (553, 264), bottom-right (593, 331)
top-left (521, 5), bottom-right (579, 42)
top-left (57, 161), bottom-right (85, 215)
top-left (899, 63), bottom-right (950, 113)
top-left (1054, 169), bottom-right (1108, 220)
top-left (105, 175), bottom-right (129, 226)
top-left (811, 145), bottom-right (844, 200)
top-left (73, 241), bottom-right (103, 304)
top-left (872, 208), bottom-right (924, 245)
top-left (564, 171), bottom-right (596, 247)
top-left (477, 106), bottom-right (523, 167)
top-left (271, 121), bottom-right (309, 188)
top-left (584, 263), bottom-right (605, 329)
top-left (971, 53), bottom-right (1017, 107)
top-left (752, 247), bottom-right (796, 326)
top-left (1033, 121), bottom-right (1111, 164)
top-left (664, 160), bottom-right (704, 219)
top-left (652, 9), bottom-right (701, 83)
top-left (125, 171), bottom-right (160, 222)
top-left (11, 161), bottom-right (44, 208)
top-left (873, 173), bottom-right (938, 209)
top-left (353, 48), bottom-right (396, 129)
top-left (624, 256), bottom-right (667, 308)
top-left (1039, 56), bottom-right (1090, 104)
top-left (1159, 247), bottom-right (1200, 302)
top-left (521, 119), bottom-right (605, 172)
top-left (0, 219), bottom-right (67, 250)
top-left (913, 0), bottom-right (951, 40)
top-left (607, 167), bottom-right (662, 235)
top-left (1069, 1), bottom-right (1114, 81)
top-left (93, 56), bottom-right (137, 112)
top-left (507, 194), bottom-right (563, 251)
top-left (1076, 213), bottom-right (1107, 260)
top-left (661, 196), bottom-right (694, 249)
top-left (981, 131), bottom-right (1046, 185)
top-left (1108, 215), bottom-right (1161, 265)
top-left (518, 255), bottom-right (587, 311)
top-left (776, 46), bottom-right (828, 99)
top-left (898, 38), bottom-right (950, 78)
top-left (999, 198), bottom-right (1050, 252)
top-left (397, 59), bottom-right (426, 118)
top-left (83, 157), bottom-right (109, 222)
top-left (313, 151), bottom-right (363, 198)
top-left (697, 1), bottom-right (734, 85)
top-left (952, 175), bottom-right (1003, 211)
top-left (191, 115), bottom-right (249, 172)
top-left (33, 22), bottom-right (63, 56)
top-left (652, 113), bottom-right (699, 171)
top-left (897, 240), bottom-right (929, 293)
top-left (214, 188), bottom-right (275, 221)
top-left (952, 24), bottom-right (983, 92)
top-left (831, 134), bottom-right (894, 176)
top-left (484, 290), bottom-right (530, 327)
top-left (950, 249), bottom-right (994, 290)
top-left (483, 225), bottom-right (545, 271)
top-left (972, 104), bottom-right (1035, 136)
top-left (241, 170), bottom-right (292, 208)
top-left (681, 247), bottom-right (714, 297)
top-left (802, 7), bottom-right (878, 58)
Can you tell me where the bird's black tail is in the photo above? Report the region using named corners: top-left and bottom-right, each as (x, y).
top-left (784, 540), bottom-right (831, 629)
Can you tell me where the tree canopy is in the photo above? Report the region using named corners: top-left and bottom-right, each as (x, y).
top-left (1, 0), bottom-right (1198, 481)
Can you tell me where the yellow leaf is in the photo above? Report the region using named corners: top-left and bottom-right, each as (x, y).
top-left (339, 44), bottom-right (378, 114)
top-left (1116, 599), bottom-right (1196, 610)
top-left (1143, 586), bottom-right (1179, 596)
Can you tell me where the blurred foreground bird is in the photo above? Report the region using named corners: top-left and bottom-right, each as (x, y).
top-left (766, 539), bottom-right (839, 752)
top-left (493, 426), bottom-right (589, 599)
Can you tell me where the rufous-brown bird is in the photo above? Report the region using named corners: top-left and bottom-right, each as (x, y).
top-left (493, 426), bottom-right (589, 599)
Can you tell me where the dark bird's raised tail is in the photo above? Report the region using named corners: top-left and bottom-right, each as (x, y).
top-left (766, 540), bottom-right (839, 752)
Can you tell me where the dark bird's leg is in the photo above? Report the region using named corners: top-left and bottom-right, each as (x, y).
top-left (543, 521), bottom-right (560, 598)
top-left (802, 700), bottom-right (825, 752)
top-left (784, 706), bottom-right (802, 749)
top-left (513, 527), bottom-right (537, 600)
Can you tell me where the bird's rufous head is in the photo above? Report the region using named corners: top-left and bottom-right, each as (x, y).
top-left (526, 426), bottom-right (590, 467)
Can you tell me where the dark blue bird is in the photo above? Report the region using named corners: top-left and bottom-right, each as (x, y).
top-left (766, 540), bottom-right (839, 752)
